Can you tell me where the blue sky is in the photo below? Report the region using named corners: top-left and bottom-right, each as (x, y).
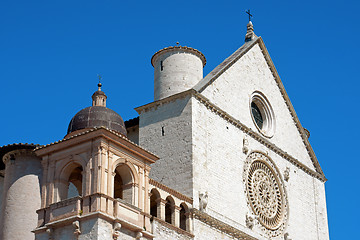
top-left (1, 0), bottom-right (358, 238)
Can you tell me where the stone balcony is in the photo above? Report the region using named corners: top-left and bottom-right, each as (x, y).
top-left (36, 193), bottom-right (150, 233)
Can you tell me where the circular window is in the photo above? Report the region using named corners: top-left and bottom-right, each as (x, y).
top-left (243, 152), bottom-right (288, 237)
top-left (250, 92), bottom-right (275, 138)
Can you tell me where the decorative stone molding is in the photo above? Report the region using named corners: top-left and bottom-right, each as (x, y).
top-left (199, 191), bottom-right (208, 211)
top-left (243, 137), bottom-right (249, 154)
top-left (135, 88), bottom-right (326, 182)
top-left (113, 222), bottom-right (122, 239)
top-left (3, 148), bottom-right (37, 165)
top-left (151, 45), bottom-right (206, 67)
top-left (46, 228), bottom-right (53, 240)
top-left (135, 232), bottom-right (143, 239)
top-left (284, 232), bottom-right (292, 240)
top-left (192, 208), bottom-right (257, 240)
top-left (243, 151), bottom-right (288, 238)
top-left (192, 91), bottom-right (327, 182)
top-left (284, 167), bottom-right (290, 182)
top-left (245, 212), bottom-right (257, 229)
top-left (250, 91), bottom-right (276, 138)
top-left (72, 220), bottom-right (81, 236)
top-left (149, 178), bottom-right (193, 203)
top-left (152, 217), bottom-right (194, 238)
top-left (35, 127), bottom-right (158, 164)
top-left (191, 36), bottom-right (325, 178)
top-left (257, 38), bottom-right (325, 177)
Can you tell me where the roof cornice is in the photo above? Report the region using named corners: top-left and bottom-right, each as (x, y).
top-left (192, 92), bottom-right (327, 182)
top-left (35, 127), bottom-right (159, 163)
top-left (134, 89), bottom-right (326, 182)
top-left (192, 37), bottom-right (325, 178)
top-left (256, 37), bottom-right (325, 176)
top-left (194, 37), bottom-right (260, 92)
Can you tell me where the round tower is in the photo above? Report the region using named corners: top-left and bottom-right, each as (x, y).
top-left (0, 144), bottom-right (42, 240)
top-left (151, 44), bottom-right (206, 101)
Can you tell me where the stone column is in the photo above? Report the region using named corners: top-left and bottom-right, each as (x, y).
top-left (159, 199), bottom-right (167, 220)
top-left (174, 205), bottom-right (181, 227)
top-left (186, 212), bottom-right (192, 232)
top-left (0, 149), bottom-right (42, 240)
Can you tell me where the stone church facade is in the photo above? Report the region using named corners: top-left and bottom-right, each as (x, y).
top-left (0, 22), bottom-right (329, 240)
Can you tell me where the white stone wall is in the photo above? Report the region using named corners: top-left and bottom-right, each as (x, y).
top-left (154, 50), bottom-right (203, 101)
top-left (192, 98), bottom-right (250, 227)
top-left (153, 220), bottom-right (192, 240)
top-left (201, 43), bottom-right (315, 171)
top-left (314, 179), bottom-right (330, 240)
top-left (193, 219), bottom-right (236, 240)
top-left (139, 96), bottom-right (193, 196)
top-left (191, 96), bottom-right (329, 239)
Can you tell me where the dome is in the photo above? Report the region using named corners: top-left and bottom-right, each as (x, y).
top-left (67, 106), bottom-right (127, 136)
top-left (66, 82), bottom-right (127, 137)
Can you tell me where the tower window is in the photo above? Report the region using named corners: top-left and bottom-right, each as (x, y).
top-left (160, 61), bottom-right (163, 71)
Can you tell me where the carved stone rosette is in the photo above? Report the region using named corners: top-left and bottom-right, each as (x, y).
top-left (243, 151), bottom-right (288, 237)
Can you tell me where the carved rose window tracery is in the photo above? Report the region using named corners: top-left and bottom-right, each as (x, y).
top-left (244, 152), bottom-right (288, 237)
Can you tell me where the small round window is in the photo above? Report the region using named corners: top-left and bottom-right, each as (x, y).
top-left (250, 92), bottom-right (275, 138)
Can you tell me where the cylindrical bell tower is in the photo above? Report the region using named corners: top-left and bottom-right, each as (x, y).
top-left (0, 145), bottom-right (42, 240)
top-left (151, 45), bottom-right (206, 101)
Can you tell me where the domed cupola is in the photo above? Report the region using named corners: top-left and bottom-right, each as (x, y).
top-left (67, 82), bottom-right (127, 137)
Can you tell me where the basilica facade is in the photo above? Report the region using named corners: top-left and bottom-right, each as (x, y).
top-left (0, 22), bottom-right (329, 240)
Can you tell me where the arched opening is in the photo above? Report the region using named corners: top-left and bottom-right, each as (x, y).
top-left (179, 203), bottom-right (189, 231)
top-left (67, 166), bottom-right (82, 198)
top-left (113, 164), bottom-right (134, 204)
top-left (165, 196), bottom-right (175, 224)
top-left (114, 173), bottom-right (123, 199)
top-left (58, 163), bottom-right (83, 201)
top-left (150, 189), bottom-right (161, 218)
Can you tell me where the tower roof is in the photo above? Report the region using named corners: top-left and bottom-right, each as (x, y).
top-left (67, 83), bottom-right (127, 137)
top-left (151, 45), bottom-right (206, 67)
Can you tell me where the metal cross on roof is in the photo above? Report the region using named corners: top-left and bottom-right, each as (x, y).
top-left (97, 74), bottom-right (102, 83)
top-left (246, 9), bottom-right (253, 22)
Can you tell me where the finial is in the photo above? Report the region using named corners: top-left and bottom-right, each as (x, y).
top-left (92, 74), bottom-right (107, 107)
top-left (245, 9), bottom-right (253, 22)
top-left (97, 74), bottom-right (102, 91)
top-left (245, 10), bottom-right (256, 42)
top-left (176, 42), bottom-right (180, 46)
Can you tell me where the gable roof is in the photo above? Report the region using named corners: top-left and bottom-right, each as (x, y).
top-left (194, 37), bottom-right (326, 179)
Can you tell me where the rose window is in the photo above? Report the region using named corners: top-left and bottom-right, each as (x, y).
top-left (244, 152), bottom-right (288, 236)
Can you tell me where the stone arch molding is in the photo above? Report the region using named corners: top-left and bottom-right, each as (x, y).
top-left (243, 151), bottom-right (288, 238)
top-left (55, 154), bottom-right (87, 201)
top-left (112, 157), bottom-right (139, 185)
top-left (56, 154), bottom-right (87, 180)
